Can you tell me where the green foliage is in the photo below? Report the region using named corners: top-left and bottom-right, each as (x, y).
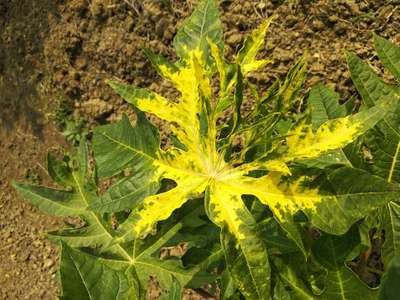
top-left (346, 33), bottom-right (400, 299)
top-left (13, 2), bottom-right (400, 299)
top-left (54, 97), bottom-right (88, 145)
top-left (14, 140), bottom-right (217, 298)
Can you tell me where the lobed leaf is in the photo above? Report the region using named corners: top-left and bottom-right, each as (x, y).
top-left (346, 51), bottom-right (399, 108)
top-left (13, 141), bottom-right (125, 251)
top-left (59, 243), bottom-right (139, 300)
top-left (379, 255), bottom-right (400, 300)
top-left (321, 267), bottom-right (376, 300)
top-left (382, 202), bottom-right (400, 267)
top-left (236, 17), bottom-right (273, 75)
top-left (93, 112), bottom-right (159, 178)
top-left (373, 33), bottom-right (400, 81)
top-left (309, 84), bottom-right (346, 131)
top-left (312, 228), bottom-right (377, 300)
top-left (173, 0), bottom-right (223, 69)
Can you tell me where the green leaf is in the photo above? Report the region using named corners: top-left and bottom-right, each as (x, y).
top-left (159, 277), bottom-right (182, 300)
top-left (347, 41), bottom-right (400, 287)
top-left (258, 218), bottom-right (299, 255)
top-left (312, 226), bottom-right (360, 270)
top-left (379, 255), bottom-right (400, 300)
top-left (312, 228), bottom-right (376, 300)
top-left (59, 243), bottom-right (139, 300)
top-left (47, 153), bottom-right (74, 186)
top-left (221, 66), bottom-right (243, 142)
top-left (303, 83), bottom-right (351, 168)
top-left (13, 141), bottom-right (122, 251)
top-left (236, 17), bottom-right (273, 75)
top-left (382, 202), bottom-right (400, 267)
top-left (277, 55), bottom-right (308, 112)
top-left (309, 84), bottom-right (346, 131)
top-left (310, 167), bottom-right (400, 235)
top-left (321, 267), bottom-right (377, 300)
top-left (126, 203), bottom-right (216, 290)
top-left (365, 123), bottom-right (400, 183)
top-left (272, 257), bottom-right (315, 300)
top-left (13, 183), bottom-right (87, 217)
top-left (220, 269), bottom-right (238, 300)
top-left (348, 35), bottom-right (400, 182)
top-left (276, 216), bottom-right (307, 258)
top-left (346, 51), bottom-right (399, 108)
top-left (273, 279), bottom-right (292, 300)
top-left (373, 33), bottom-right (400, 81)
top-left (347, 47), bottom-right (400, 181)
top-left (221, 225), bottom-right (271, 300)
top-left (89, 167), bottom-right (160, 213)
top-left (173, 0), bottom-right (223, 69)
top-left (15, 142), bottom-right (213, 294)
top-left (93, 112), bottom-right (159, 178)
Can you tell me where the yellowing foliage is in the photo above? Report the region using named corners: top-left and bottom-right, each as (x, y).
top-left (110, 42), bottom-right (385, 246)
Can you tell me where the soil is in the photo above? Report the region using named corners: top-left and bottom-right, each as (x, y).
top-left (1, 0), bottom-right (399, 299)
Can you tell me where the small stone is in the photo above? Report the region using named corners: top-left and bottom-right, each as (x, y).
top-left (90, 0), bottom-right (105, 19)
top-left (227, 33), bottom-right (242, 45)
top-left (347, 2), bottom-right (360, 14)
top-left (312, 20), bottom-right (324, 31)
top-left (75, 56), bottom-right (88, 70)
top-left (328, 15), bottom-right (339, 23)
top-left (257, 2), bottom-right (266, 10)
top-left (43, 259), bottom-right (55, 269)
top-left (155, 19), bottom-right (168, 38)
top-left (72, 0), bottom-right (88, 14)
top-left (81, 98), bottom-right (113, 118)
top-left (335, 22), bottom-right (347, 36)
top-left (163, 27), bottom-right (174, 40)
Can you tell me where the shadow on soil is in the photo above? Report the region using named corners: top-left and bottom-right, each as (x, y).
top-left (0, 0), bottom-right (61, 138)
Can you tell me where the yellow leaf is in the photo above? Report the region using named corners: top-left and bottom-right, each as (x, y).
top-left (108, 48), bottom-right (387, 248)
top-left (133, 175), bottom-right (208, 237)
top-left (220, 173), bottom-right (322, 222)
top-left (236, 17), bottom-right (274, 75)
top-left (209, 39), bottom-right (226, 92)
top-left (283, 116), bottom-right (363, 162)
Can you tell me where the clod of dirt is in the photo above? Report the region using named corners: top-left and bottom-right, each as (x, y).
top-left (79, 98), bottom-right (113, 120)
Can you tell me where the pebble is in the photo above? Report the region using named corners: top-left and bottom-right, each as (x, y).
top-left (227, 33), bottom-right (242, 45)
top-left (312, 20), bottom-right (325, 31)
top-left (328, 15), bottom-right (339, 24)
top-left (43, 259), bottom-right (55, 269)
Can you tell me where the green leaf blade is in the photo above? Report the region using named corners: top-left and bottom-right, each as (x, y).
top-left (221, 226), bottom-right (271, 300)
top-left (59, 243), bottom-right (139, 300)
top-left (379, 255), bottom-right (400, 300)
top-left (382, 202), bottom-right (400, 267)
top-left (309, 167), bottom-right (400, 235)
top-left (309, 84), bottom-right (346, 130)
top-left (346, 51), bottom-right (398, 108)
top-left (12, 183), bottom-right (84, 216)
top-left (374, 33), bottom-right (400, 81)
top-left (173, 0), bottom-right (223, 68)
top-left (90, 169), bottom-right (159, 213)
top-left (93, 113), bottom-right (159, 178)
top-left (321, 267), bottom-right (376, 300)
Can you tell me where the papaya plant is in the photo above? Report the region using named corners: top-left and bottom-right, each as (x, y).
top-left (346, 33), bottom-right (400, 298)
top-left (13, 0), bottom-right (400, 299)
top-left (281, 34), bottom-right (400, 300)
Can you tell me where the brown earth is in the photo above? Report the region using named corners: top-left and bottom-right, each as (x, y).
top-left (0, 0), bottom-right (399, 299)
